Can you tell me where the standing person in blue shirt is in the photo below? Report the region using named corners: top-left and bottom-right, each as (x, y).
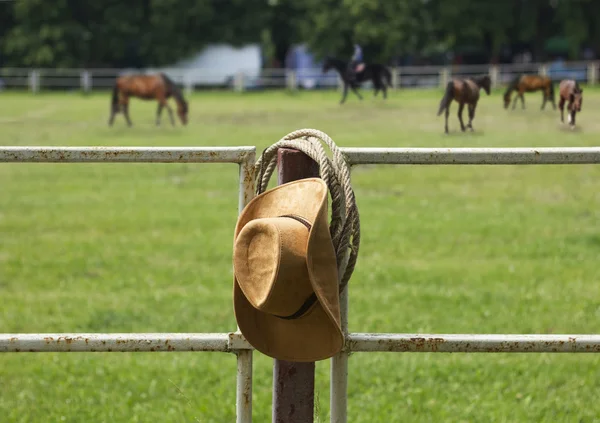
top-left (348, 43), bottom-right (364, 83)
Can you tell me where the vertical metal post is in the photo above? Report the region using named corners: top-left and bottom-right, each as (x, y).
top-left (237, 350), bottom-right (253, 423)
top-left (440, 67), bottom-right (450, 89)
top-left (272, 148), bottom-right (320, 423)
top-left (237, 150), bottom-right (256, 423)
top-left (81, 70), bottom-right (91, 94)
top-left (239, 151), bottom-right (256, 216)
top-left (184, 73), bottom-right (193, 97)
top-left (235, 72), bottom-right (245, 93)
top-left (392, 67), bottom-right (399, 90)
top-left (587, 62), bottom-right (597, 86)
top-left (286, 70), bottom-right (297, 91)
top-left (489, 65), bottom-right (499, 89)
top-left (330, 287), bottom-right (349, 423)
top-left (330, 164), bottom-right (351, 423)
top-left (29, 70), bottom-right (39, 93)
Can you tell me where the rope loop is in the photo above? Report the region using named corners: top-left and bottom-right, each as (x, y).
top-left (253, 129), bottom-right (360, 292)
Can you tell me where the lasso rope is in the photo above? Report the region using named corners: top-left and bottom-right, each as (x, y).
top-left (254, 129), bottom-right (360, 292)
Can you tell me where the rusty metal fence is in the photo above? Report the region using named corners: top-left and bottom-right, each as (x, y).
top-left (2, 145), bottom-right (600, 423)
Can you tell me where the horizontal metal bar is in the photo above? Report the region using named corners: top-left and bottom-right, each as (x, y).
top-left (3, 333), bottom-right (600, 353)
top-left (0, 333), bottom-right (253, 352)
top-left (342, 147), bottom-right (600, 165)
top-left (347, 334), bottom-right (600, 353)
top-left (0, 147), bottom-right (255, 163)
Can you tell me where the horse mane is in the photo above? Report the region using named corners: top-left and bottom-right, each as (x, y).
top-left (160, 73), bottom-right (188, 112)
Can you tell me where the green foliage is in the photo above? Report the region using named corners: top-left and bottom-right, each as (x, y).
top-left (344, 0), bottom-right (438, 60)
top-left (0, 1), bottom-right (599, 71)
top-left (297, 0), bottom-right (597, 64)
top-left (296, 0), bottom-right (354, 60)
top-left (1, 0), bottom-right (272, 68)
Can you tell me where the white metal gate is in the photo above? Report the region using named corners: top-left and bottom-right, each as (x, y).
top-left (2, 145), bottom-right (600, 423)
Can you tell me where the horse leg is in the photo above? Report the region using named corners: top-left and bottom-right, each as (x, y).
top-left (108, 94), bottom-right (121, 126)
top-left (156, 103), bottom-right (164, 126)
top-left (123, 104), bottom-right (133, 127)
top-left (165, 102), bottom-right (175, 126)
top-left (467, 104), bottom-right (476, 131)
top-left (512, 93), bottom-right (519, 110)
top-left (567, 98), bottom-right (576, 127)
top-left (520, 92), bottom-right (525, 109)
top-left (340, 84), bottom-right (349, 105)
top-left (108, 109), bottom-right (116, 126)
top-left (351, 85), bottom-right (363, 101)
top-left (559, 97), bottom-right (565, 123)
top-left (541, 92), bottom-right (547, 110)
top-left (120, 96), bottom-right (132, 127)
top-left (444, 106), bottom-right (450, 134)
top-left (458, 103), bottom-right (466, 132)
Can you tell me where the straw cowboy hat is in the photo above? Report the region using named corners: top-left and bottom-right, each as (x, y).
top-left (233, 178), bottom-right (343, 361)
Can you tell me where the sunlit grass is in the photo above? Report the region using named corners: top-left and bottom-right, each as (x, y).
top-left (1, 88), bottom-right (599, 422)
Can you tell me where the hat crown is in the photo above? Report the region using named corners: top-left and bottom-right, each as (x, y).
top-left (234, 217), bottom-right (314, 317)
top-left (232, 178), bottom-right (343, 362)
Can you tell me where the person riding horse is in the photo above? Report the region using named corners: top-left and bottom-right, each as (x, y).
top-left (348, 44), bottom-right (364, 83)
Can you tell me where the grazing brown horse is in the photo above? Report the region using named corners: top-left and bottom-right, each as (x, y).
top-left (558, 80), bottom-right (583, 129)
top-left (437, 75), bottom-right (491, 134)
top-left (503, 75), bottom-right (555, 110)
top-left (109, 73), bottom-right (188, 127)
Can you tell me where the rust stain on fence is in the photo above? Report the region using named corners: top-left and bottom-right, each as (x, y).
top-left (242, 161), bottom-right (255, 186)
top-left (347, 334), bottom-right (600, 353)
top-left (1, 147), bottom-right (256, 164)
top-left (366, 337), bottom-right (447, 352)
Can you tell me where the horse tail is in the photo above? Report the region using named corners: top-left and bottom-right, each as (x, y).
top-left (111, 81), bottom-right (119, 112)
top-left (437, 81), bottom-right (454, 116)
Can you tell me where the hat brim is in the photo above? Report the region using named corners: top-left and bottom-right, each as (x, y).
top-left (233, 178), bottom-right (343, 362)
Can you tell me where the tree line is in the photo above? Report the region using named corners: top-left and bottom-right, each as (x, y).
top-left (0, 0), bottom-right (598, 68)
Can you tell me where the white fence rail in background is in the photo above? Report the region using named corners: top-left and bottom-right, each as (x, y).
top-left (0, 61), bottom-right (597, 93)
top-left (2, 146), bottom-right (600, 423)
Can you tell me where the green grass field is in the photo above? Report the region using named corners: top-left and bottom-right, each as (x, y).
top-left (1, 87), bottom-right (600, 423)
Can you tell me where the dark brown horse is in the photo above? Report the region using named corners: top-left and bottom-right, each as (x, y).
top-left (437, 75), bottom-right (491, 134)
top-left (109, 73), bottom-right (188, 127)
top-left (558, 79), bottom-right (583, 129)
top-left (322, 57), bottom-right (392, 104)
top-left (503, 75), bottom-right (555, 110)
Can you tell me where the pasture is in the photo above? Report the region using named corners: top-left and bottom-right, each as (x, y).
top-left (1, 88), bottom-right (600, 422)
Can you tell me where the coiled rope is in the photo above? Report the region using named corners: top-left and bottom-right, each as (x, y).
top-left (254, 129), bottom-right (360, 292)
